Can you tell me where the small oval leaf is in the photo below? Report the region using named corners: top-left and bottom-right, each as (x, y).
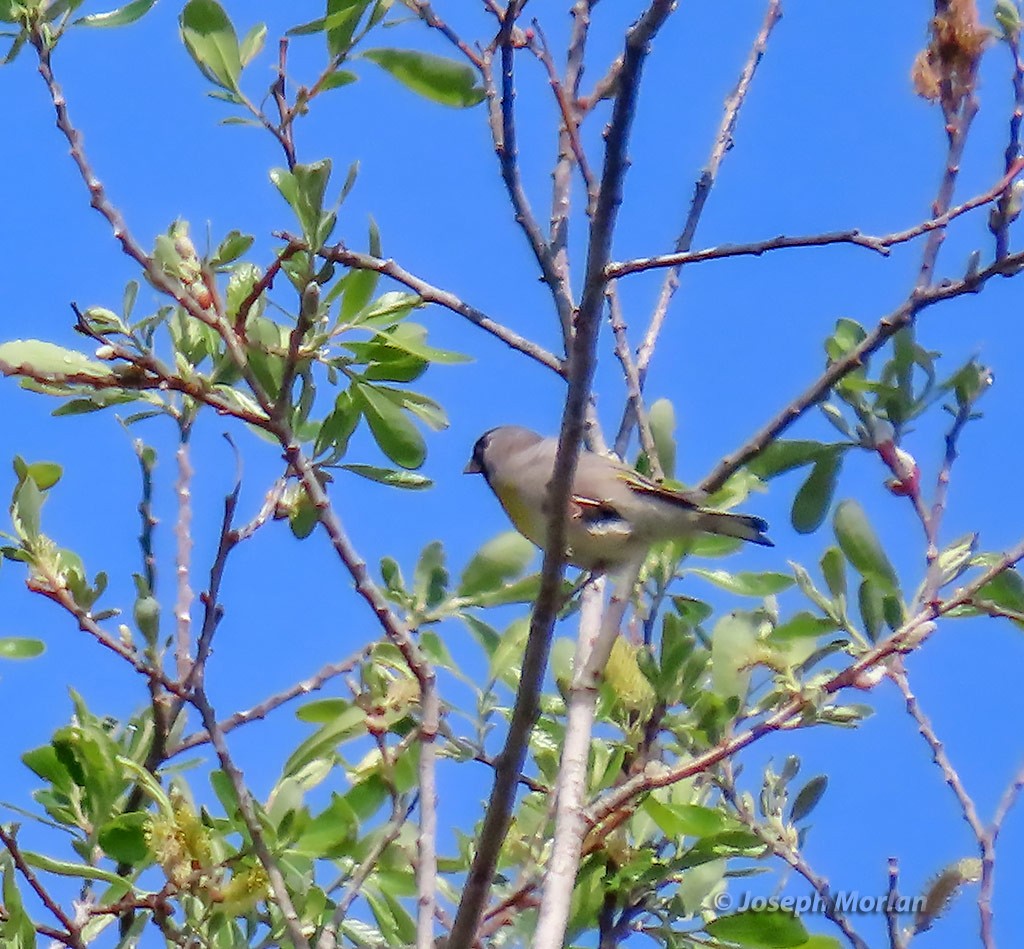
top-left (362, 48), bottom-right (485, 107)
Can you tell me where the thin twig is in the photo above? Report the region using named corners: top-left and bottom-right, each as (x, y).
top-left (718, 760), bottom-right (871, 949)
top-left (889, 662), bottom-right (986, 838)
top-left (29, 576), bottom-right (185, 696)
top-left (606, 157), bottom-right (1024, 278)
top-left (309, 237), bottom-right (564, 374)
top-left (614, 0), bottom-right (782, 451)
top-left (417, 680), bottom-right (440, 949)
top-left (185, 473), bottom-right (240, 692)
top-left (234, 240), bottom-right (303, 334)
top-left (317, 798), bottom-right (413, 948)
top-left (886, 858), bottom-right (906, 949)
top-left (608, 284), bottom-right (661, 475)
top-left (170, 644), bottom-right (376, 755)
top-left (589, 540), bottom-right (1024, 827)
top-left (889, 662), bottom-right (993, 946)
top-left (191, 686), bottom-right (310, 947)
top-left (602, 156), bottom-right (1024, 278)
top-left (400, 0), bottom-right (484, 69)
top-left (546, 0), bottom-right (594, 314)
top-left (0, 824), bottom-right (84, 949)
top-left (530, 17), bottom-right (597, 202)
top-left (994, 35), bottom-right (1024, 259)
top-left (173, 434), bottom-right (194, 680)
top-left (482, 3), bottom-right (576, 339)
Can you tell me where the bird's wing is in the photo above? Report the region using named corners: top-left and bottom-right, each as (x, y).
top-left (615, 469), bottom-right (705, 511)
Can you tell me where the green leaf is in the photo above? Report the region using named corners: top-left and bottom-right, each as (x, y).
top-left (180, 0), bottom-right (242, 92)
top-left (12, 477), bottom-right (43, 540)
top-left (289, 489), bottom-right (318, 540)
top-left (325, 0), bottom-right (370, 58)
top-left (973, 562), bottom-right (1024, 614)
top-left (770, 613), bottom-right (838, 641)
top-left (1, 857), bottom-right (35, 947)
top-left (747, 440), bottom-right (834, 479)
top-left (282, 705), bottom-right (368, 778)
top-left (933, 533), bottom-right (977, 588)
top-left (292, 793), bottom-right (356, 856)
top-left (320, 68), bottom-right (358, 91)
top-left (413, 540), bottom-right (447, 610)
top-left (833, 499), bottom-right (898, 594)
top-left (687, 569), bottom-right (794, 597)
top-left (647, 397), bottom-right (676, 478)
top-left (315, 390), bottom-right (361, 458)
top-left (368, 322), bottom-right (471, 365)
top-left (22, 850), bottom-right (125, 885)
top-left (706, 909), bottom-right (809, 948)
top-left (820, 546), bottom-right (846, 599)
top-left (0, 637), bottom-right (44, 659)
top-left (642, 798), bottom-right (730, 838)
top-left (295, 697), bottom-right (351, 724)
top-left (826, 317), bottom-right (867, 360)
top-left (858, 577), bottom-right (885, 641)
top-left (239, 21), bottom-right (266, 66)
top-left (209, 229), bottom-right (254, 267)
top-left (339, 263), bottom-right (380, 326)
top-left (270, 160), bottom-right (333, 246)
top-left (98, 813), bottom-right (151, 864)
top-left (0, 340), bottom-right (115, 381)
top-left (340, 464), bottom-right (431, 489)
top-left (354, 381), bottom-right (426, 469)
top-left (790, 774), bottom-right (828, 822)
top-left (362, 48), bottom-right (485, 107)
top-left (791, 451), bottom-right (842, 534)
top-left (459, 531), bottom-right (536, 597)
top-left (74, 0), bottom-right (157, 27)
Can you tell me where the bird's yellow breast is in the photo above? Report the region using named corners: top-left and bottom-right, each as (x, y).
top-left (492, 482), bottom-right (547, 549)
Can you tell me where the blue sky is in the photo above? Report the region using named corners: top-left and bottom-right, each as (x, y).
top-left (1, 1), bottom-right (1023, 946)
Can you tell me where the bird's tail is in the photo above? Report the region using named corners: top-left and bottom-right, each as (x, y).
top-left (696, 510), bottom-right (774, 547)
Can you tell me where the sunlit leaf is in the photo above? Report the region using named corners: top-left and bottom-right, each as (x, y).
top-left (180, 0), bottom-right (242, 92)
top-left (705, 909), bottom-right (809, 948)
top-left (74, 0), bottom-right (156, 28)
top-left (833, 499), bottom-right (898, 594)
top-left (354, 382), bottom-right (426, 469)
top-left (0, 637), bottom-right (44, 659)
top-left (0, 340), bottom-right (115, 381)
top-left (340, 464), bottom-right (431, 489)
top-left (362, 48), bottom-right (485, 107)
top-left (687, 569), bottom-right (794, 597)
top-left (459, 531), bottom-right (536, 597)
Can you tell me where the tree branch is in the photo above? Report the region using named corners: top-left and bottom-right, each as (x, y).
top-left (310, 237), bottom-right (564, 374)
top-left (606, 157), bottom-right (1024, 279)
top-left (190, 686), bottom-right (310, 948)
top-left (0, 824), bottom-right (84, 949)
top-left (448, 5), bottom-right (676, 945)
top-left (698, 248), bottom-right (1024, 494)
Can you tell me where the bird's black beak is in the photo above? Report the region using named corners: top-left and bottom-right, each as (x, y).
top-left (463, 458), bottom-right (482, 474)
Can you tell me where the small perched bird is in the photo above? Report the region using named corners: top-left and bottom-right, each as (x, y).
top-left (465, 426), bottom-right (773, 571)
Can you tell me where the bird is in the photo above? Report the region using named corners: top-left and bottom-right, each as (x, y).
top-left (464, 426), bottom-right (773, 571)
